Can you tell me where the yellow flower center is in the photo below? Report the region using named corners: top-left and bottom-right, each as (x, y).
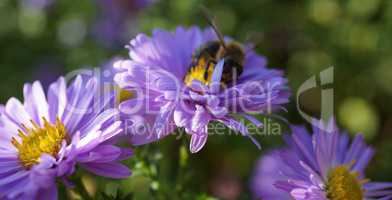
top-left (11, 118), bottom-right (68, 169)
top-left (326, 165), bottom-right (364, 200)
top-left (116, 86), bottom-right (134, 103)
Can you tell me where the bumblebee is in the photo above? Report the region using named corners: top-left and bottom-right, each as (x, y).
top-left (184, 15), bottom-right (245, 87)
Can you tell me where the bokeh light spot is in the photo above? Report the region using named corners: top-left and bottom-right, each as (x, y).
top-left (308, 0), bottom-right (340, 26)
top-left (57, 18), bottom-right (86, 47)
top-left (18, 7), bottom-right (46, 37)
top-left (347, 0), bottom-right (381, 18)
top-left (373, 59), bottom-right (392, 95)
top-left (339, 97), bottom-right (379, 140)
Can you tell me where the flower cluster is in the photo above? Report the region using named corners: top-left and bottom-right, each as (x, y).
top-left (1, 25), bottom-right (391, 200)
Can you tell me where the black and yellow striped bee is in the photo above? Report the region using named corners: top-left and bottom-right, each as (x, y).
top-left (184, 12), bottom-right (245, 87)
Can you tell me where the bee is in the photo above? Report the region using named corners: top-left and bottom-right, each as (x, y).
top-left (184, 10), bottom-right (245, 87)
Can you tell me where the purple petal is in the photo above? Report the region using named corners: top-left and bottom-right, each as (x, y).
top-left (82, 162), bottom-right (131, 179)
top-left (153, 102), bottom-right (175, 138)
top-left (23, 82), bottom-right (45, 125)
top-left (290, 126), bottom-right (318, 171)
top-left (62, 75), bottom-right (83, 128)
top-left (241, 114), bottom-right (263, 128)
top-left (344, 134), bottom-right (365, 164)
top-left (190, 132), bottom-right (208, 153)
top-left (0, 171), bottom-right (29, 186)
top-left (352, 147), bottom-right (374, 173)
top-left (36, 185), bottom-right (58, 200)
top-left (78, 120), bottom-right (122, 152)
top-left (78, 108), bottom-right (119, 139)
top-left (250, 151), bottom-right (291, 199)
top-left (173, 107), bottom-right (192, 128)
top-left (47, 77), bottom-right (67, 123)
top-left (209, 59), bottom-right (225, 94)
top-left (64, 77), bottom-right (98, 133)
top-left (77, 145), bottom-right (122, 163)
top-left (364, 182), bottom-right (392, 191)
top-left (290, 188), bottom-right (308, 199)
top-left (5, 98), bottom-right (31, 128)
top-left (118, 148), bottom-right (133, 161)
top-left (191, 105), bottom-right (210, 133)
top-left (0, 175), bottom-right (32, 198)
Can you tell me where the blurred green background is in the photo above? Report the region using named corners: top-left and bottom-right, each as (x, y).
top-left (1, 0), bottom-right (392, 199)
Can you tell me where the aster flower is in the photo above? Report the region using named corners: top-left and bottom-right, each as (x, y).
top-left (114, 26), bottom-right (290, 153)
top-left (93, 0), bottom-right (155, 48)
top-left (31, 61), bottom-right (64, 88)
top-left (251, 119), bottom-right (392, 200)
top-left (97, 59), bottom-right (136, 144)
top-left (0, 75), bottom-right (132, 200)
top-left (22, 0), bottom-right (54, 10)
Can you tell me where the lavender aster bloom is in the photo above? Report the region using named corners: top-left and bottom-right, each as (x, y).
top-left (0, 75), bottom-right (132, 200)
top-left (97, 57), bottom-right (134, 114)
top-left (251, 150), bottom-right (291, 199)
top-left (114, 26), bottom-right (290, 153)
top-left (22, 0), bottom-right (54, 10)
top-left (251, 119), bottom-right (392, 200)
top-left (93, 0), bottom-right (155, 48)
top-left (31, 61), bottom-right (64, 89)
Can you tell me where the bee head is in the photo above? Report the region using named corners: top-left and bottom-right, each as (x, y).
top-left (217, 41), bottom-right (245, 64)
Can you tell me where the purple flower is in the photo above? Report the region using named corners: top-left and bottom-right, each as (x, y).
top-left (31, 61), bottom-right (65, 89)
top-left (0, 75), bottom-right (132, 200)
top-left (92, 0), bottom-right (155, 48)
top-left (251, 119), bottom-right (392, 200)
top-left (114, 26), bottom-right (290, 153)
top-left (22, 0), bottom-right (54, 10)
top-left (96, 57), bottom-right (134, 113)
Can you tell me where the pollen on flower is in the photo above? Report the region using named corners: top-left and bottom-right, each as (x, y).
top-left (11, 118), bottom-right (68, 169)
top-left (116, 86), bottom-right (134, 103)
top-left (326, 165), bottom-right (365, 200)
top-left (184, 57), bottom-right (215, 86)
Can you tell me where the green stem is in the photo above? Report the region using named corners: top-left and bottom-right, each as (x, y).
top-left (73, 176), bottom-right (93, 200)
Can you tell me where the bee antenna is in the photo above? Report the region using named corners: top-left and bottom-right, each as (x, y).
top-left (199, 6), bottom-right (227, 49)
